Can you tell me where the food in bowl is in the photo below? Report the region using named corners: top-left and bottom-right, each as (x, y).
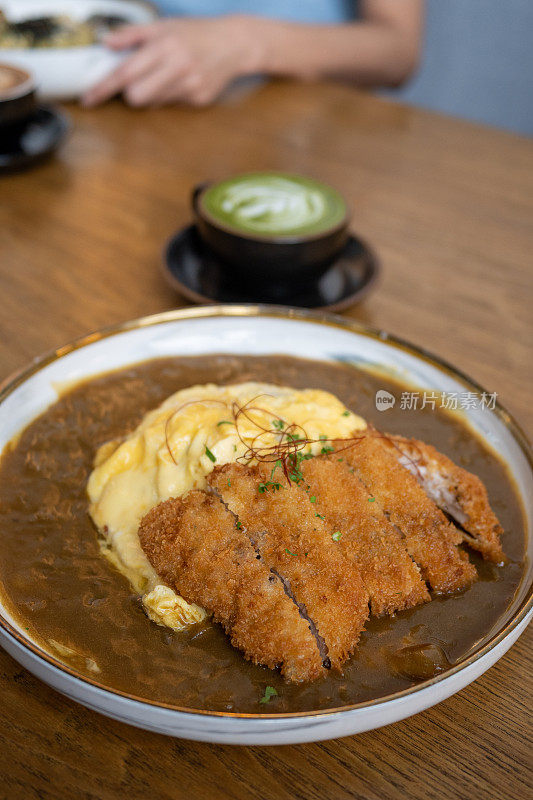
top-left (0, 354), bottom-right (522, 712)
top-left (88, 381), bottom-right (364, 631)
top-left (0, 9), bottom-right (127, 48)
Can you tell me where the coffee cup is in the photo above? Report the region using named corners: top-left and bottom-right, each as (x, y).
top-left (192, 172), bottom-right (349, 289)
top-left (0, 62), bottom-right (37, 129)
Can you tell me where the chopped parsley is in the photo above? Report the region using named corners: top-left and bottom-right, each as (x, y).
top-left (272, 419), bottom-right (285, 430)
top-left (285, 548), bottom-right (297, 556)
top-left (321, 445), bottom-right (334, 455)
top-left (288, 463), bottom-right (304, 484)
top-left (332, 531), bottom-right (342, 542)
top-left (258, 480), bottom-right (283, 494)
top-left (227, 478), bottom-right (231, 487)
top-left (216, 420), bottom-right (233, 427)
top-left (285, 449), bottom-right (314, 485)
top-left (368, 497), bottom-right (376, 502)
top-left (270, 460), bottom-right (283, 479)
top-left (235, 520), bottom-right (242, 529)
top-left (309, 495), bottom-right (317, 503)
top-left (342, 410), bottom-right (350, 417)
top-left (205, 446), bottom-right (216, 463)
top-left (315, 513), bottom-right (325, 520)
top-left (259, 686), bottom-right (278, 704)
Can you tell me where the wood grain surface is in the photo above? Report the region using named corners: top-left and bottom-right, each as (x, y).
top-left (0, 80), bottom-right (532, 800)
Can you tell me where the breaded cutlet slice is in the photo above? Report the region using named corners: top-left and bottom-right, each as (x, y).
top-left (138, 491), bottom-right (325, 683)
top-left (299, 457), bottom-right (430, 616)
top-left (209, 463), bottom-right (369, 672)
top-left (384, 435), bottom-right (504, 563)
top-left (341, 434), bottom-right (477, 593)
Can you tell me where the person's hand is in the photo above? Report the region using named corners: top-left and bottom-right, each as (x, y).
top-left (82, 16), bottom-right (261, 108)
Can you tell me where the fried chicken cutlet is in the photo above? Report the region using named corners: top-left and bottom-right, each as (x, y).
top-left (339, 433), bottom-right (477, 593)
top-left (383, 435), bottom-right (504, 562)
top-left (289, 458), bottom-right (430, 616)
top-left (139, 490), bottom-right (326, 682)
top-left (138, 437), bottom-right (504, 683)
top-left (209, 462), bottom-right (370, 670)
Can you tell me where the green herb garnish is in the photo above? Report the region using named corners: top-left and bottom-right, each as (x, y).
top-left (236, 520), bottom-right (242, 529)
top-left (259, 686), bottom-right (278, 704)
top-left (342, 410), bottom-right (350, 417)
top-left (368, 497), bottom-right (376, 502)
top-left (270, 460), bottom-right (283, 480)
top-left (288, 465), bottom-right (304, 484)
top-left (258, 480), bottom-right (283, 494)
top-left (286, 449), bottom-right (314, 485)
top-left (332, 531), bottom-right (342, 542)
top-left (285, 548), bottom-right (297, 556)
top-left (227, 478), bottom-right (231, 487)
top-left (272, 419), bottom-right (285, 430)
top-left (205, 445), bottom-right (216, 463)
top-left (321, 445), bottom-right (334, 455)
top-left (217, 420), bottom-right (233, 427)
top-left (315, 513), bottom-right (325, 520)
top-left (309, 495), bottom-right (317, 503)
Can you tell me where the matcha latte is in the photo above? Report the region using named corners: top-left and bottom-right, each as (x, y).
top-left (199, 173), bottom-right (347, 239)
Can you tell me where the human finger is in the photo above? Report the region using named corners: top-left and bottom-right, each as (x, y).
top-left (104, 22), bottom-right (164, 50)
top-left (123, 64), bottom-right (182, 107)
top-left (82, 45), bottom-right (164, 107)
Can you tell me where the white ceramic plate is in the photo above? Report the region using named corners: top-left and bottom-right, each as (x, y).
top-left (0, 306), bottom-right (531, 745)
top-left (0, 0), bottom-right (157, 100)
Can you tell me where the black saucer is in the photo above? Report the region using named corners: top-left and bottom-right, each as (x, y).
top-left (163, 225), bottom-right (380, 311)
top-left (0, 106), bottom-right (69, 173)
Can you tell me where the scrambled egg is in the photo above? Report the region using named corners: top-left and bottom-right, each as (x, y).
top-left (87, 381), bottom-right (366, 631)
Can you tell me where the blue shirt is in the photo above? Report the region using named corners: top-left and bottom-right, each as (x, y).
top-left (155, 1), bottom-right (356, 23)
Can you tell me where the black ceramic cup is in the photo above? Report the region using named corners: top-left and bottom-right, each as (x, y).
top-left (0, 62), bottom-right (37, 130)
top-left (192, 173), bottom-right (350, 290)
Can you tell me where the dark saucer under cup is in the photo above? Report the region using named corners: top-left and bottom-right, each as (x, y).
top-left (0, 106), bottom-right (69, 173)
top-left (0, 58), bottom-right (68, 172)
top-left (163, 225), bottom-right (380, 311)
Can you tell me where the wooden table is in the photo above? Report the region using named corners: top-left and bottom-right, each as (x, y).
top-left (1, 81), bottom-right (531, 800)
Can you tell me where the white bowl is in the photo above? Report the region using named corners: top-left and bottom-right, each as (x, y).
top-left (0, 306), bottom-right (531, 744)
top-left (0, 0), bottom-right (157, 100)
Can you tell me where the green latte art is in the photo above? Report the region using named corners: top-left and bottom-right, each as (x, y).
top-left (201, 173), bottom-right (347, 238)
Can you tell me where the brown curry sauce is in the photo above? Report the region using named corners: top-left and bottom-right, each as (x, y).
top-left (0, 356), bottom-right (525, 714)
